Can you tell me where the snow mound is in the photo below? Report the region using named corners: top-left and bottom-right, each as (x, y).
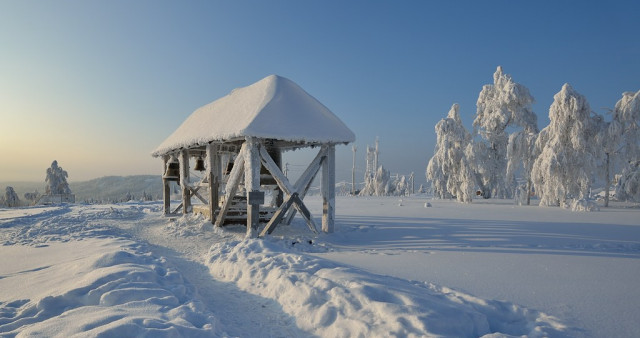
top-left (206, 238), bottom-right (565, 337)
top-left (570, 198), bottom-right (600, 212)
top-left (0, 239), bottom-right (218, 337)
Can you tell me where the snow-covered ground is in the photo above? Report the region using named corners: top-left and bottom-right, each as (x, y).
top-left (1, 197), bottom-right (638, 337)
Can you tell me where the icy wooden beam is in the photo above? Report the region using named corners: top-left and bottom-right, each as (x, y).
top-left (283, 147), bottom-right (326, 225)
top-left (259, 146), bottom-right (319, 236)
top-left (162, 155), bottom-right (170, 215)
top-left (321, 144), bottom-right (335, 233)
top-left (206, 143), bottom-right (220, 224)
top-left (214, 144), bottom-right (246, 227)
top-left (179, 149), bottom-right (191, 214)
top-left (244, 137), bottom-right (261, 238)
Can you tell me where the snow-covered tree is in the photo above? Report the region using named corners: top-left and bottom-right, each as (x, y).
top-left (612, 90), bottom-right (640, 202)
top-left (506, 130), bottom-right (538, 205)
top-left (427, 104), bottom-right (475, 202)
top-left (360, 165), bottom-right (392, 196)
top-left (394, 175), bottom-right (407, 196)
top-left (24, 190), bottom-right (40, 203)
top-left (614, 90), bottom-right (640, 160)
top-left (472, 66), bottom-right (537, 199)
top-left (532, 84), bottom-right (599, 206)
top-left (615, 161), bottom-right (640, 202)
top-left (5, 186), bottom-right (20, 207)
top-left (45, 160), bottom-right (72, 195)
top-left (594, 112), bottom-right (620, 207)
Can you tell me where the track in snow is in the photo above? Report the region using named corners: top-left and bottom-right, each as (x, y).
top-left (116, 213), bottom-right (312, 337)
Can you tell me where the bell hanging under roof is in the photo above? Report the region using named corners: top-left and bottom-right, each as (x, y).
top-left (194, 156), bottom-right (206, 171)
top-left (163, 156), bottom-right (180, 181)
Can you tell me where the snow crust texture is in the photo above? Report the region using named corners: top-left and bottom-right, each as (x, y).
top-left (206, 237), bottom-right (564, 337)
top-left (4, 197), bottom-right (638, 337)
top-left (0, 205), bottom-right (219, 337)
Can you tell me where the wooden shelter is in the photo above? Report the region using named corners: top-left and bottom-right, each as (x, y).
top-left (151, 75), bottom-right (355, 237)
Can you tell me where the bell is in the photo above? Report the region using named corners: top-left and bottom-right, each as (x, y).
top-left (163, 156), bottom-right (180, 181)
top-left (194, 156), bottom-right (206, 171)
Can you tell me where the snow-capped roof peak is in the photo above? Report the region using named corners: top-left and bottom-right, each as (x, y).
top-left (152, 75), bottom-right (355, 157)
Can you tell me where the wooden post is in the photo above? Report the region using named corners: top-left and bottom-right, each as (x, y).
top-left (215, 144), bottom-right (246, 227)
top-left (162, 155), bottom-right (170, 215)
top-left (321, 144), bottom-right (335, 233)
top-left (207, 143), bottom-right (220, 223)
top-left (244, 137), bottom-right (261, 238)
top-left (179, 149), bottom-right (191, 214)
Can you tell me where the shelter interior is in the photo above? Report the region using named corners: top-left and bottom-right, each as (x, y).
top-left (161, 137), bottom-right (337, 237)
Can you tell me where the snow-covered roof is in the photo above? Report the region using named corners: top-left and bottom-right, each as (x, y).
top-left (152, 75), bottom-right (355, 157)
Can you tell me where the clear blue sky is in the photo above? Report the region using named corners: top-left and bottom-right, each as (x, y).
top-left (1, 1), bottom-right (638, 185)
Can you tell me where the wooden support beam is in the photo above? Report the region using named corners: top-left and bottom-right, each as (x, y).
top-left (321, 144), bottom-right (336, 233)
top-left (283, 147), bottom-right (327, 225)
top-left (215, 144), bottom-right (247, 227)
top-left (260, 192), bottom-right (317, 236)
top-left (292, 195), bottom-right (319, 234)
top-left (162, 155), bottom-right (170, 215)
top-left (209, 173), bottom-right (218, 223)
top-left (189, 186), bottom-right (208, 205)
top-left (259, 146), bottom-right (294, 195)
top-left (206, 143), bottom-right (220, 224)
top-left (260, 193), bottom-right (297, 236)
top-left (244, 137), bottom-right (260, 238)
top-left (258, 146), bottom-right (320, 235)
top-left (172, 202), bottom-right (183, 214)
top-left (179, 149), bottom-right (191, 214)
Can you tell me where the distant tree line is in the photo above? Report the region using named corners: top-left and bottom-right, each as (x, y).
top-left (427, 66), bottom-right (640, 208)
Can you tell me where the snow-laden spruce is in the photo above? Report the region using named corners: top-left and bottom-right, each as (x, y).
top-left (426, 104), bottom-right (475, 202)
top-left (3, 187), bottom-right (20, 207)
top-left (471, 66), bottom-right (537, 199)
top-left (532, 84), bottom-right (599, 207)
top-left (507, 130), bottom-right (538, 205)
top-left (612, 90), bottom-right (640, 202)
top-left (45, 160), bottom-right (72, 195)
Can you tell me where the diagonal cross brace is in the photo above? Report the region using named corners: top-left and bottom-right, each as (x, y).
top-left (258, 146), bottom-right (321, 235)
top-left (259, 192), bottom-right (317, 236)
top-left (214, 144), bottom-right (247, 227)
top-left (188, 185), bottom-right (209, 205)
top-left (283, 148), bottom-right (326, 225)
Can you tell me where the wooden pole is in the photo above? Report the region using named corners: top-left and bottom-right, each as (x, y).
top-left (179, 149), bottom-right (191, 214)
top-left (215, 144), bottom-right (246, 227)
top-left (321, 144), bottom-right (335, 233)
top-left (162, 155), bottom-right (170, 215)
top-left (352, 145), bottom-right (357, 195)
top-left (207, 143), bottom-right (220, 223)
top-left (244, 137), bottom-right (261, 238)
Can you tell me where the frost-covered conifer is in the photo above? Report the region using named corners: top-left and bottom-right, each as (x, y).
top-left (507, 129), bottom-right (538, 205)
top-left (615, 161), bottom-right (640, 202)
top-left (394, 175), bottom-right (407, 197)
top-left (426, 104), bottom-right (475, 202)
top-left (360, 165), bottom-right (392, 197)
top-left (5, 186), bottom-right (20, 207)
top-left (45, 160), bottom-right (72, 195)
top-left (532, 84), bottom-right (599, 206)
top-left (612, 90), bottom-right (640, 202)
top-left (24, 190), bottom-right (40, 203)
top-left (614, 90), bottom-right (640, 160)
top-left (473, 66), bottom-right (537, 199)
top-left (594, 112), bottom-right (620, 207)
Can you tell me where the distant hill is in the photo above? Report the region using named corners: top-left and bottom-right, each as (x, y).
top-left (70, 175), bottom-right (164, 202)
top-left (1, 175), bottom-right (164, 204)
